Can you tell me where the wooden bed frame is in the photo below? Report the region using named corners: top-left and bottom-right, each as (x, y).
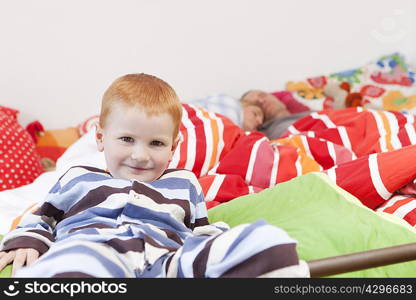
top-left (307, 243), bottom-right (416, 277)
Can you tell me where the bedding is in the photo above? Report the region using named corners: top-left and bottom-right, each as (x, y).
top-left (186, 94), bottom-right (244, 127)
top-left (34, 127), bottom-right (80, 167)
top-left (26, 123), bottom-right (80, 172)
top-left (197, 106), bottom-right (416, 211)
top-left (281, 107), bottom-right (416, 211)
top-left (3, 99), bottom-right (416, 277)
top-left (5, 104), bottom-right (416, 227)
top-left (0, 106), bottom-right (44, 191)
top-left (285, 52), bottom-right (416, 113)
top-left (208, 172), bottom-right (416, 277)
top-left (0, 129), bottom-right (106, 235)
top-left (271, 91), bottom-right (311, 114)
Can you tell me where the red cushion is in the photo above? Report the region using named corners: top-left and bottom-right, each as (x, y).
top-left (0, 106), bottom-right (44, 191)
top-left (272, 91), bottom-right (311, 114)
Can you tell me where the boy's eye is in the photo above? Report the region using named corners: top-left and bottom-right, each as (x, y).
top-left (150, 140), bottom-right (164, 146)
top-left (120, 137), bottom-right (134, 143)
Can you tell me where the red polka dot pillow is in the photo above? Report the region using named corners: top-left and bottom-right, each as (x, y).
top-left (0, 106), bottom-right (44, 191)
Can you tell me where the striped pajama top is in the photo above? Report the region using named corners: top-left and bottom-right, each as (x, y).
top-left (0, 166), bottom-right (227, 258)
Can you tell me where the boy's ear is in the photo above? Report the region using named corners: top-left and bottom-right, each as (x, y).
top-left (171, 135), bottom-right (180, 154)
top-left (95, 123), bottom-right (105, 152)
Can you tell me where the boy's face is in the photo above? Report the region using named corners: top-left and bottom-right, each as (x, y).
top-left (95, 102), bottom-right (178, 182)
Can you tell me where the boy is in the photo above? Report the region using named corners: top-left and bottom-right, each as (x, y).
top-left (0, 74), bottom-right (306, 277)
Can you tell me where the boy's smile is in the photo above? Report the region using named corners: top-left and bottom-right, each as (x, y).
top-left (95, 102), bottom-right (178, 182)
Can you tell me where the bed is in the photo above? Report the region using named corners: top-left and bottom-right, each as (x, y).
top-left (1, 52), bottom-right (416, 278)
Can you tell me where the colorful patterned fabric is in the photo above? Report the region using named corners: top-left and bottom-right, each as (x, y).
top-left (171, 104), bottom-right (416, 228)
top-left (285, 53), bottom-right (416, 113)
top-left (278, 108), bottom-right (416, 219)
top-left (171, 105), bottom-right (356, 207)
top-left (377, 195), bottom-right (416, 227)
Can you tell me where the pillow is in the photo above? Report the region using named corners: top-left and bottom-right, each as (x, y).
top-left (360, 53), bottom-right (416, 112)
top-left (186, 94), bottom-right (243, 127)
top-left (285, 75), bottom-right (331, 111)
top-left (35, 127), bottom-right (80, 170)
top-left (0, 106), bottom-right (44, 191)
top-left (26, 120), bottom-right (81, 171)
top-left (286, 53), bottom-right (416, 113)
top-left (208, 172), bottom-right (416, 277)
top-left (272, 91), bottom-right (311, 114)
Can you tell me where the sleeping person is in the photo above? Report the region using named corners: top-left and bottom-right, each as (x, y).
top-left (241, 90), bottom-right (310, 140)
top-left (0, 73), bottom-right (307, 278)
top-left (186, 89), bottom-right (311, 140)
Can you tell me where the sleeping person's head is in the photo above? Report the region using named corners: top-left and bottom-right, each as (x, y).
top-left (240, 89), bottom-right (290, 122)
top-left (95, 73), bottom-right (182, 182)
top-left (241, 103), bottom-right (264, 131)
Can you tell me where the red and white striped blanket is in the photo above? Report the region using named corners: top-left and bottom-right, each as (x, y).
top-left (171, 104), bottom-right (416, 227)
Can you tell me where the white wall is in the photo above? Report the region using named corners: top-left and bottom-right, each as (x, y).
top-left (1, 0), bottom-right (415, 129)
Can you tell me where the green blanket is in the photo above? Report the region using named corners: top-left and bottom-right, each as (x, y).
top-left (208, 172), bottom-right (416, 277)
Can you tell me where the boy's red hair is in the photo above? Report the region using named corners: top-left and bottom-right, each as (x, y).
top-left (99, 73), bottom-right (182, 138)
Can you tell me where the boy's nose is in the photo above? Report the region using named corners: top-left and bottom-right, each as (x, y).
top-left (130, 147), bottom-right (150, 162)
